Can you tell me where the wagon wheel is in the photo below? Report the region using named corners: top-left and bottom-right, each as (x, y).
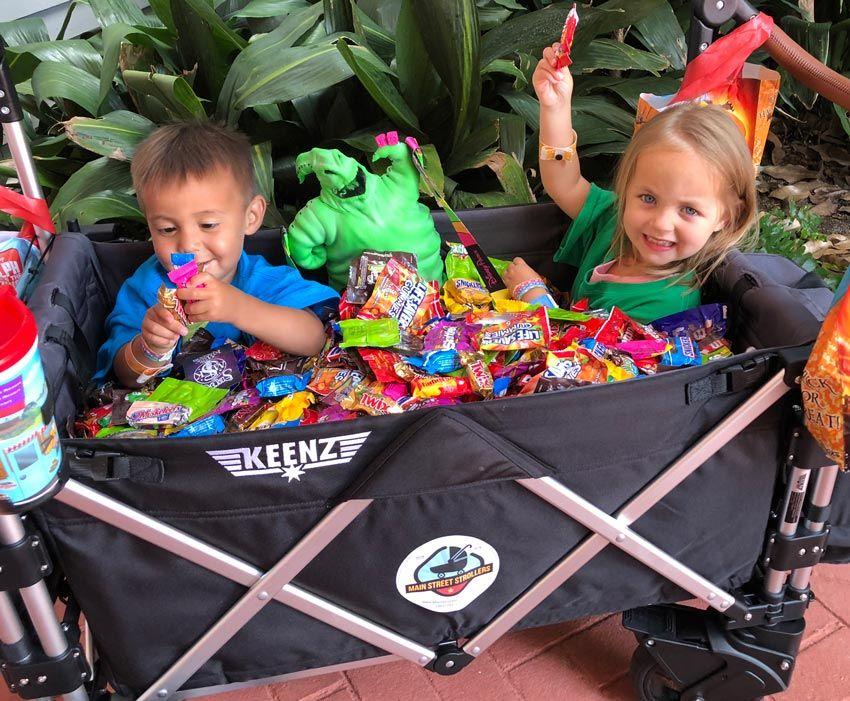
top-left (629, 647), bottom-right (765, 701)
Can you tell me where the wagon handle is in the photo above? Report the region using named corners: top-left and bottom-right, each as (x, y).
top-left (0, 36), bottom-right (53, 251)
top-left (689, 0), bottom-right (850, 111)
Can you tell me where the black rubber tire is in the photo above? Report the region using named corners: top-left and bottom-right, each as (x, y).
top-left (630, 646), bottom-right (683, 701)
top-left (629, 646), bottom-right (765, 701)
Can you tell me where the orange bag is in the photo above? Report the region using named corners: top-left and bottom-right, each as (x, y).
top-left (802, 291), bottom-right (850, 470)
top-left (635, 14), bottom-right (780, 166)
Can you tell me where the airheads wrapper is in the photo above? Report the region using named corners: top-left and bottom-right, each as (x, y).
top-left (181, 348), bottom-right (242, 389)
top-left (147, 378), bottom-right (228, 422)
top-left (346, 250), bottom-right (418, 305)
top-left (171, 253), bottom-right (195, 267)
top-left (338, 317), bottom-right (401, 348)
top-left (650, 304), bottom-right (728, 344)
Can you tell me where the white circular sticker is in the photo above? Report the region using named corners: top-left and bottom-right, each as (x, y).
top-left (395, 535), bottom-right (500, 613)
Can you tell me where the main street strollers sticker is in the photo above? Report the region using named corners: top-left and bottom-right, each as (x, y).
top-left (396, 536), bottom-right (499, 612)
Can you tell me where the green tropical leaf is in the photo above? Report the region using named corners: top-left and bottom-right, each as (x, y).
top-left (481, 107), bottom-right (525, 164)
top-left (336, 39), bottom-right (420, 134)
top-left (477, 151), bottom-right (534, 204)
top-left (633, 2), bottom-right (687, 71)
top-left (577, 74), bottom-right (681, 109)
top-left (351, 0), bottom-right (396, 63)
top-left (171, 0), bottom-right (248, 97)
top-left (229, 44), bottom-right (355, 121)
top-left (0, 19), bottom-right (50, 46)
top-left (63, 110), bottom-right (156, 160)
top-left (87, 0), bottom-right (163, 27)
top-left (418, 143), bottom-right (445, 198)
top-left (148, 0), bottom-right (177, 31)
top-left (61, 191), bottom-right (144, 226)
top-left (216, 2), bottom-right (324, 122)
top-left (99, 23), bottom-right (166, 108)
top-left (571, 39), bottom-right (670, 75)
top-left (412, 0), bottom-right (481, 148)
top-left (356, 0), bottom-right (402, 34)
top-left (50, 157), bottom-right (133, 227)
top-left (324, 0), bottom-right (353, 33)
top-left (445, 119), bottom-right (499, 175)
top-left (499, 90), bottom-right (539, 130)
top-left (780, 17), bottom-right (830, 109)
top-left (32, 62), bottom-right (102, 116)
top-left (5, 40), bottom-right (102, 82)
top-left (477, 5), bottom-right (512, 32)
top-left (396, 0), bottom-right (441, 118)
top-left (123, 70), bottom-right (206, 120)
top-left (251, 140), bottom-right (286, 227)
top-left (481, 58), bottom-right (527, 90)
top-left (230, 0), bottom-right (309, 17)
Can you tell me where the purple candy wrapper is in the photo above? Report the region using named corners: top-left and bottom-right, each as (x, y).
top-left (423, 320), bottom-right (477, 352)
top-left (650, 304), bottom-right (727, 344)
top-left (181, 348), bottom-right (242, 389)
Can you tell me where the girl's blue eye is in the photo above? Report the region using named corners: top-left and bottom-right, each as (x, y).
top-left (640, 194), bottom-right (655, 204)
top-left (683, 206), bottom-right (699, 217)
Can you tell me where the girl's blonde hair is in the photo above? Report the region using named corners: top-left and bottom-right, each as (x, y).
top-left (612, 102), bottom-right (757, 286)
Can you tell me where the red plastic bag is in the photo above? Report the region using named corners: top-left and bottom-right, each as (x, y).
top-left (0, 186), bottom-right (54, 297)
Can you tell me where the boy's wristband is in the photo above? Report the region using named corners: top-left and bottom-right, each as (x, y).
top-left (512, 278), bottom-right (548, 300)
top-left (137, 335), bottom-right (175, 364)
top-left (124, 342), bottom-right (171, 385)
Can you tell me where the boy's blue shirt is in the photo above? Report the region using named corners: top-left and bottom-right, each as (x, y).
top-left (93, 252), bottom-right (338, 382)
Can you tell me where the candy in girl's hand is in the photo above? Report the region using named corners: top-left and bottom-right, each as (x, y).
top-left (555, 4), bottom-right (579, 70)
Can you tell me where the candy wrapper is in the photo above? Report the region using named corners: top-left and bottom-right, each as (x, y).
top-left (147, 378), bottom-right (228, 422)
top-left (444, 244), bottom-right (511, 289)
top-left (256, 372), bottom-right (312, 397)
top-left (347, 251), bottom-right (418, 304)
top-left (651, 304), bottom-right (727, 345)
top-left (802, 287), bottom-right (850, 469)
top-left (249, 391), bottom-right (315, 430)
top-left (166, 253), bottom-right (208, 340)
top-left (126, 401), bottom-right (190, 427)
top-left (341, 382), bottom-right (405, 415)
top-left (477, 308), bottom-right (551, 351)
top-left (442, 278), bottom-right (491, 314)
top-left (157, 285), bottom-right (190, 327)
top-left (181, 348), bottom-right (242, 389)
top-left (338, 318), bottom-right (401, 348)
top-left (554, 4), bottom-right (579, 69)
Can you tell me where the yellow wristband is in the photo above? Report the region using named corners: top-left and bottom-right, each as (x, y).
top-left (539, 129), bottom-right (578, 162)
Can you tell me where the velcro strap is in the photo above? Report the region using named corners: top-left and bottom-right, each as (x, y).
top-left (67, 449), bottom-right (164, 483)
top-left (686, 373), bottom-right (729, 404)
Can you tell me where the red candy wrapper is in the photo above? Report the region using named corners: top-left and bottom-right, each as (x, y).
top-left (246, 341), bottom-right (284, 362)
top-left (555, 4), bottom-right (579, 70)
top-left (411, 375), bottom-right (474, 400)
top-left (358, 258), bottom-right (442, 333)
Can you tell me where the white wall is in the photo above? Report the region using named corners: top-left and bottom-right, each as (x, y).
top-left (1, 1), bottom-right (150, 39)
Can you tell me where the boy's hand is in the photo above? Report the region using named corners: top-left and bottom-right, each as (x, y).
top-left (141, 303), bottom-right (186, 352)
top-left (532, 43), bottom-right (573, 110)
top-left (177, 272), bottom-right (243, 325)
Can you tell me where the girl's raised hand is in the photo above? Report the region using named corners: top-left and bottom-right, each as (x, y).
top-left (532, 43), bottom-right (573, 110)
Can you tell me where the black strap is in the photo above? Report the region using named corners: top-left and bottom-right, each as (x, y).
top-left (685, 355), bottom-right (773, 404)
top-left (66, 449), bottom-right (164, 483)
top-left (795, 271), bottom-right (828, 290)
top-left (50, 289), bottom-right (94, 378)
top-left (43, 325), bottom-right (92, 387)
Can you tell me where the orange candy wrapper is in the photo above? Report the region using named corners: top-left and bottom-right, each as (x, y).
top-left (554, 4), bottom-right (579, 69)
top-left (802, 291), bottom-right (850, 469)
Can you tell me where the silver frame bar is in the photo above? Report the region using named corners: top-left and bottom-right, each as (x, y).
top-left (789, 464), bottom-right (839, 591)
top-left (137, 500), bottom-right (371, 701)
top-left (464, 371), bottom-right (789, 656)
top-left (56, 480), bottom-right (435, 670)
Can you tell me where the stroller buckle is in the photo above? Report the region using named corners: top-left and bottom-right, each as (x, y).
top-left (68, 449), bottom-right (127, 481)
top-left (722, 354), bottom-right (770, 393)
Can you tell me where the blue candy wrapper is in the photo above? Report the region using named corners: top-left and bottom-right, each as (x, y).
top-left (171, 252), bottom-right (196, 267)
top-left (172, 414), bottom-right (225, 438)
top-left (660, 336), bottom-right (702, 367)
top-left (256, 371), bottom-right (313, 397)
top-left (406, 350), bottom-right (462, 375)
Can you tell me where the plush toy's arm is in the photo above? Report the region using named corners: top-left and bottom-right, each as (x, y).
top-left (287, 203), bottom-right (333, 270)
top-left (372, 142), bottom-right (421, 200)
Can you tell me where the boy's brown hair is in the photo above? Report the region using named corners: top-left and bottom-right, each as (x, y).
top-left (131, 121), bottom-right (255, 206)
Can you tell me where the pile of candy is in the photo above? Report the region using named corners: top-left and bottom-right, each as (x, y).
top-left (75, 247), bottom-right (732, 440)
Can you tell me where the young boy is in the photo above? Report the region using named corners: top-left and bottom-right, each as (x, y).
top-left (93, 121), bottom-right (338, 388)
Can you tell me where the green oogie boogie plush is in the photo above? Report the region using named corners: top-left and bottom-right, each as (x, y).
top-left (287, 132), bottom-right (443, 290)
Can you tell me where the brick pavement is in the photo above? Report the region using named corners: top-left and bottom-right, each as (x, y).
top-left (197, 564), bottom-right (850, 701)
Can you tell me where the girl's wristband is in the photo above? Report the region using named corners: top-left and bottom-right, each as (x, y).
top-left (511, 278), bottom-right (548, 300)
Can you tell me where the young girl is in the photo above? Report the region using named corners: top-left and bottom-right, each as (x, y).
top-left (503, 43), bottom-right (758, 324)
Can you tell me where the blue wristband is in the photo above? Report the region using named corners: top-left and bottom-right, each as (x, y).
top-left (529, 292), bottom-right (557, 309)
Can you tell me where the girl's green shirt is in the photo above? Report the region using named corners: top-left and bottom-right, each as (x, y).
top-left (552, 184), bottom-right (701, 324)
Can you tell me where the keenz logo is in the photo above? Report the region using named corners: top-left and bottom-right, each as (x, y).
top-left (206, 431), bottom-right (371, 483)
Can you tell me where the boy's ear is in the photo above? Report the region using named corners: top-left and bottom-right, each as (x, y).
top-left (244, 195), bottom-right (267, 236)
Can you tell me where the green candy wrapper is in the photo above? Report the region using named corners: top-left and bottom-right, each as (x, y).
top-left (444, 243), bottom-right (510, 285)
top-left (146, 378), bottom-right (228, 422)
top-left (338, 318), bottom-right (401, 349)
